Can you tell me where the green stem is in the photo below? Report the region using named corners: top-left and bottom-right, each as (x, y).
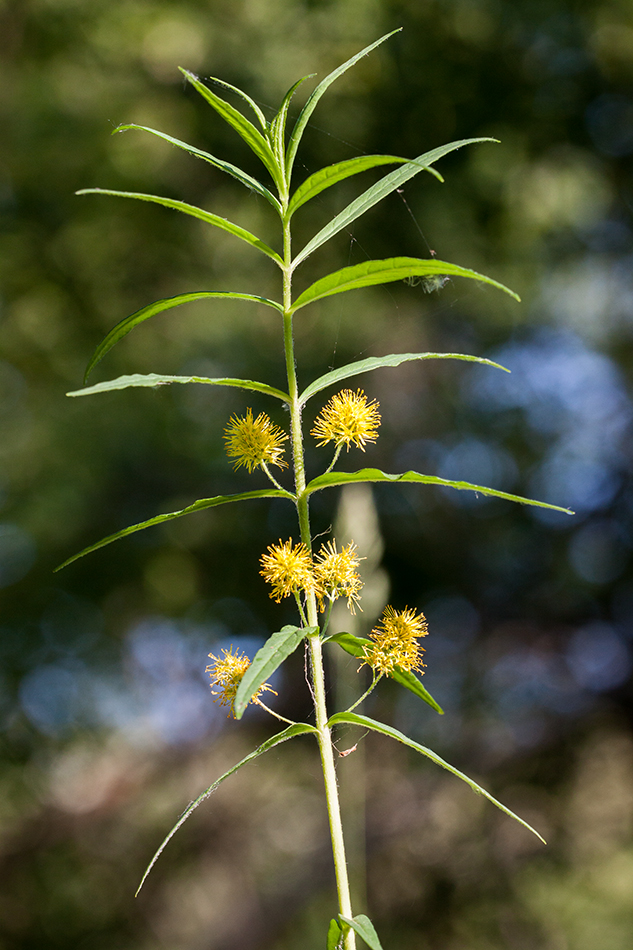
top-left (345, 672), bottom-right (382, 715)
top-left (281, 217), bottom-right (356, 950)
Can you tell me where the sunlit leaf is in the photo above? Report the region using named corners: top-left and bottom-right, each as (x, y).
top-left (76, 189), bottom-right (283, 264)
top-left (299, 351), bottom-right (509, 404)
top-left (81, 292), bottom-right (283, 382)
top-left (327, 919), bottom-right (343, 950)
top-left (136, 722), bottom-right (319, 895)
top-left (181, 69), bottom-right (283, 190)
top-left (329, 712), bottom-right (546, 843)
top-left (113, 124), bottom-right (282, 212)
top-left (304, 468), bottom-right (574, 514)
top-left (339, 915), bottom-right (384, 950)
top-left (285, 30), bottom-right (402, 178)
top-left (206, 76), bottom-right (269, 131)
top-left (55, 489), bottom-right (295, 571)
top-left (327, 632), bottom-right (443, 714)
top-left (68, 373), bottom-right (290, 403)
top-left (233, 625), bottom-right (317, 719)
top-left (292, 138), bottom-right (497, 266)
top-left (287, 154), bottom-right (442, 218)
top-left (271, 75), bottom-right (314, 177)
top-left (292, 257), bottom-right (519, 310)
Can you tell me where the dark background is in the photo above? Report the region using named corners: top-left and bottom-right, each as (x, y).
top-left (1, 1), bottom-right (632, 948)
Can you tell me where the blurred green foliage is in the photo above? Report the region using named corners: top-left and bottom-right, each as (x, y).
top-left (1, 0), bottom-right (632, 948)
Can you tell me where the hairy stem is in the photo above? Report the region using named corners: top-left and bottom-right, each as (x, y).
top-left (281, 217), bottom-right (356, 949)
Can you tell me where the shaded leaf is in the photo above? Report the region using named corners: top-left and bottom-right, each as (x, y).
top-left (300, 351), bottom-right (509, 405)
top-left (288, 154), bottom-right (442, 218)
top-left (329, 712), bottom-right (546, 843)
top-left (68, 373), bottom-right (290, 404)
top-left (81, 292), bottom-right (283, 382)
top-left (292, 138), bottom-right (496, 266)
top-left (327, 632), bottom-right (443, 714)
top-left (339, 915), bottom-right (383, 950)
top-left (286, 30), bottom-right (401, 178)
top-left (304, 468), bottom-right (574, 515)
top-left (327, 918), bottom-right (343, 950)
top-left (234, 625), bottom-right (316, 719)
top-left (113, 124), bottom-right (281, 211)
top-left (76, 189), bottom-right (283, 264)
top-left (292, 257), bottom-right (519, 311)
top-left (136, 722), bottom-right (318, 895)
top-left (181, 69), bottom-right (282, 190)
top-left (55, 489), bottom-right (295, 571)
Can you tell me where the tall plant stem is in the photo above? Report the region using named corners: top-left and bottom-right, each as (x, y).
top-left (281, 218), bottom-right (356, 950)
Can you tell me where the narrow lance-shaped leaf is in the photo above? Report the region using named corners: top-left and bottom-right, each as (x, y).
top-left (304, 468), bottom-right (574, 515)
top-left (136, 722), bottom-right (318, 896)
top-left (339, 915), bottom-right (384, 950)
top-left (292, 137), bottom-right (497, 267)
top-left (286, 30), bottom-right (402, 179)
top-left (326, 632), bottom-right (443, 715)
top-left (287, 154), bottom-right (443, 218)
top-left (113, 124), bottom-right (282, 212)
top-left (181, 69), bottom-right (283, 191)
top-left (233, 625), bottom-right (317, 720)
top-left (82, 292), bottom-right (283, 382)
top-left (76, 189), bottom-right (283, 264)
top-left (292, 257), bottom-right (519, 312)
top-left (300, 351), bottom-right (510, 405)
top-left (206, 76), bottom-right (269, 131)
top-left (270, 75), bottom-right (314, 180)
top-left (55, 490), bottom-right (295, 572)
top-left (329, 712), bottom-right (546, 843)
top-left (68, 373), bottom-right (291, 404)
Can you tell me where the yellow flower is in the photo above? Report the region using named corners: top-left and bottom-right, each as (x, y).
top-left (314, 539), bottom-right (364, 614)
top-left (260, 538), bottom-right (314, 602)
top-left (363, 605), bottom-right (428, 675)
top-left (206, 646), bottom-right (275, 718)
top-left (311, 389), bottom-right (381, 452)
top-left (224, 408), bottom-right (288, 472)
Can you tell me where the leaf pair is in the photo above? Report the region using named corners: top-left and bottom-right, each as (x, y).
top-left (328, 914), bottom-right (383, 950)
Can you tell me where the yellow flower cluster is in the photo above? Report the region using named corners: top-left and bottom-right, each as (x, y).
top-left (311, 389), bottom-right (381, 452)
top-left (260, 538), bottom-right (363, 611)
top-left (206, 646), bottom-right (275, 717)
top-left (363, 605), bottom-right (428, 675)
top-left (314, 540), bottom-right (364, 614)
top-left (224, 408), bottom-right (288, 472)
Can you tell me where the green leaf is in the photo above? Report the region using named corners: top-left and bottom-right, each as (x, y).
top-left (181, 69), bottom-right (283, 190)
top-left (136, 722), bottom-right (318, 896)
top-left (113, 124), bottom-right (282, 212)
top-left (327, 919), bottom-right (343, 950)
top-left (76, 189), bottom-right (283, 265)
top-left (292, 138), bottom-right (496, 266)
top-left (233, 624), bottom-right (317, 720)
top-left (286, 30), bottom-right (402, 179)
top-left (299, 351), bottom-right (509, 405)
top-left (68, 373), bottom-right (291, 404)
top-left (55, 489), bottom-right (295, 571)
top-left (81, 292), bottom-right (283, 382)
top-left (327, 632), bottom-right (443, 715)
top-left (304, 468), bottom-right (574, 515)
top-left (270, 75), bottom-right (314, 176)
top-left (205, 76), bottom-right (269, 132)
top-left (329, 712), bottom-right (546, 844)
top-left (292, 257), bottom-right (519, 311)
top-left (339, 915), bottom-right (383, 950)
top-left (288, 154), bottom-right (442, 218)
